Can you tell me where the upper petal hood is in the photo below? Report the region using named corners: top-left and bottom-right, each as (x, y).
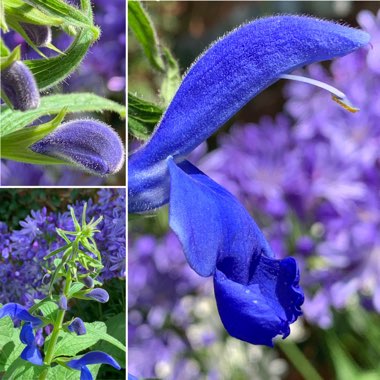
top-left (129, 15), bottom-right (369, 213)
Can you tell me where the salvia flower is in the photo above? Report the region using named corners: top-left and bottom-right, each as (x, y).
top-left (30, 120), bottom-right (124, 176)
top-left (19, 22), bottom-right (52, 47)
top-left (68, 317), bottom-right (87, 335)
top-left (1, 61), bottom-right (40, 111)
top-left (0, 303), bottom-right (43, 365)
top-left (67, 351), bottom-right (121, 380)
top-left (84, 288), bottom-right (109, 303)
top-left (128, 16), bottom-right (370, 345)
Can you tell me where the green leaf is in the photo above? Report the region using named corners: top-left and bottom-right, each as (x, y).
top-left (23, 0), bottom-right (99, 38)
top-left (128, 0), bottom-right (165, 71)
top-left (67, 282), bottom-right (85, 298)
top-left (50, 321), bottom-right (106, 358)
top-left (24, 27), bottom-right (93, 90)
top-left (44, 243), bottom-right (73, 260)
top-left (128, 93), bottom-right (163, 139)
top-left (3, 0), bottom-right (63, 27)
top-left (2, 358), bottom-right (45, 380)
top-left (1, 93), bottom-right (125, 138)
top-left (94, 313), bottom-right (126, 368)
top-left (160, 47), bottom-right (181, 105)
top-left (0, 37), bottom-right (10, 57)
top-left (38, 300), bottom-right (59, 322)
top-left (0, 45), bottom-right (21, 70)
top-left (45, 363), bottom-right (100, 380)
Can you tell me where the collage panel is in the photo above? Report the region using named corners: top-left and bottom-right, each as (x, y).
top-left (1, 0), bottom-right (126, 186)
top-left (0, 188), bottom-right (126, 379)
top-left (129, 1), bottom-right (380, 380)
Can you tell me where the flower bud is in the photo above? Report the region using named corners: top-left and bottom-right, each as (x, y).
top-left (84, 288), bottom-right (109, 303)
top-left (83, 276), bottom-right (94, 288)
top-left (20, 23), bottom-right (52, 47)
top-left (1, 61), bottom-right (40, 111)
top-left (58, 295), bottom-right (68, 310)
top-left (68, 317), bottom-right (86, 335)
top-left (41, 273), bottom-right (51, 285)
top-left (30, 120), bottom-right (124, 176)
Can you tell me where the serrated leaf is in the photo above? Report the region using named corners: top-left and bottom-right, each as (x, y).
top-left (128, 93), bottom-right (163, 139)
top-left (24, 27), bottom-right (93, 90)
top-left (50, 321), bottom-right (106, 359)
top-left (38, 300), bottom-right (59, 322)
top-left (0, 93), bottom-right (125, 138)
top-left (128, 0), bottom-right (165, 71)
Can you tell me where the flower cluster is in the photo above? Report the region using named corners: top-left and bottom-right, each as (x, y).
top-left (0, 189), bottom-right (126, 306)
top-left (200, 10), bottom-right (380, 327)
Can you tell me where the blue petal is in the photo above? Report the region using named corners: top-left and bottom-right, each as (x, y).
top-left (80, 366), bottom-right (93, 380)
top-left (30, 120), bottom-right (124, 176)
top-left (0, 303), bottom-right (42, 328)
top-left (168, 159), bottom-right (274, 277)
top-left (67, 351), bottom-right (121, 370)
top-left (214, 256), bottom-right (304, 346)
top-left (20, 324), bottom-right (35, 345)
top-left (168, 159), bottom-right (303, 344)
top-left (128, 15), bottom-right (369, 213)
top-left (20, 343), bottom-right (43, 366)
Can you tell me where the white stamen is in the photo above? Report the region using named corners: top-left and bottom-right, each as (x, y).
top-left (280, 73), bottom-right (359, 113)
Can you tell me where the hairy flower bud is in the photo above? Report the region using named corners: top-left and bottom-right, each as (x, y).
top-left (68, 317), bottom-right (87, 335)
top-left (83, 276), bottom-right (94, 288)
top-left (58, 295), bottom-right (68, 310)
top-left (84, 288), bottom-right (109, 303)
top-left (30, 120), bottom-right (124, 176)
top-left (1, 61), bottom-right (40, 111)
top-left (20, 23), bottom-right (52, 47)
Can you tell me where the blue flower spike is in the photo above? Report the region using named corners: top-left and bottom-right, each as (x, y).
top-left (0, 61), bottom-right (40, 111)
top-left (30, 120), bottom-right (124, 176)
top-left (67, 351), bottom-right (121, 380)
top-left (0, 303), bottom-right (43, 365)
top-left (129, 16), bottom-right (370, 345)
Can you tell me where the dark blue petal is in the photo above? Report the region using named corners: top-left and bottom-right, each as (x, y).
top-left (0, 303), bottom-right (42, 328)
top-left (168, 159), bottom-right (273, 277)
top-left (214, 256), bottom-right (303, 346)
top-left (128, 374), bottom-right (139, 380)
top-left (30, 120), bottom-right (124, 176)
top-left (67, 351), bottom-right (121, 370)
top-left (20, 324), bottom-right (35, 345)
top-left (129, 15), bottom-right (369, 212)
top-left (168, 159), bottom-right (303, 344)
top-left (80, 366), bottom-right (93, 380)
top-left (20, 344), bottom-right (43, 366)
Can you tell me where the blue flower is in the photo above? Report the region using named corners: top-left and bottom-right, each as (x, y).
top-left (84, 288), bottom-right (109, 303)
top-left (68, 317), bottom-right (87, 336)
top-left (128, 16), bottom-right (369, 345)
top-left (67, 351), bottom-right (121, 380)
top-left (0, 303), bottom-right (43, 365)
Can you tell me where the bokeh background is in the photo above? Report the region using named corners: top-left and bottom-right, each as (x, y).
top-left (129, 2), bottom-right (380, 380)
top-left (1, 0), bottom-right (126, 186)
top-left (0, 188), bottom-right (126, 379)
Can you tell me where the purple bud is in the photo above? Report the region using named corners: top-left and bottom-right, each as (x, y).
top-left (1, 61), bottom-right (40, 111)
top-left (20, 23), bottom-right (52, 47)
top-left (42, 273), bottom-right (51, 285)
top-left (30, 120), bottom-right (124, 176)
top-left (83, 276), bottom-right (94, 288)
top-left (84, 288), bottom-right (109, 303)
top-left (68, 317), bottom-right (87, 335)
top-left (58, 295), bottom-right (68, 310)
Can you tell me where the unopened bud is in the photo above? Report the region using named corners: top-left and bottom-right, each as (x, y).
top-left (58, 295), bottom-right (68, 310)
top-left (1, 61), bottom-right (40, 111)
top-left (83, 276), bottom-right (94, 288)
top-left (84, 288), bottom-right (109, 303)
top-left (68, 317), bottom-right (86, 335)
top-left (30, 120), bottom-right (124, 176)
top-left (42, 273), bottom-right (51, 285)
top-left (20, 23), bottom-right (52, 47)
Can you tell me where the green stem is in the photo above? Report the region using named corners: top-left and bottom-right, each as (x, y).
top-left (39, 272), bottom-right (72, 380)
top-left (278, 340), bottom-right (324, 380)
